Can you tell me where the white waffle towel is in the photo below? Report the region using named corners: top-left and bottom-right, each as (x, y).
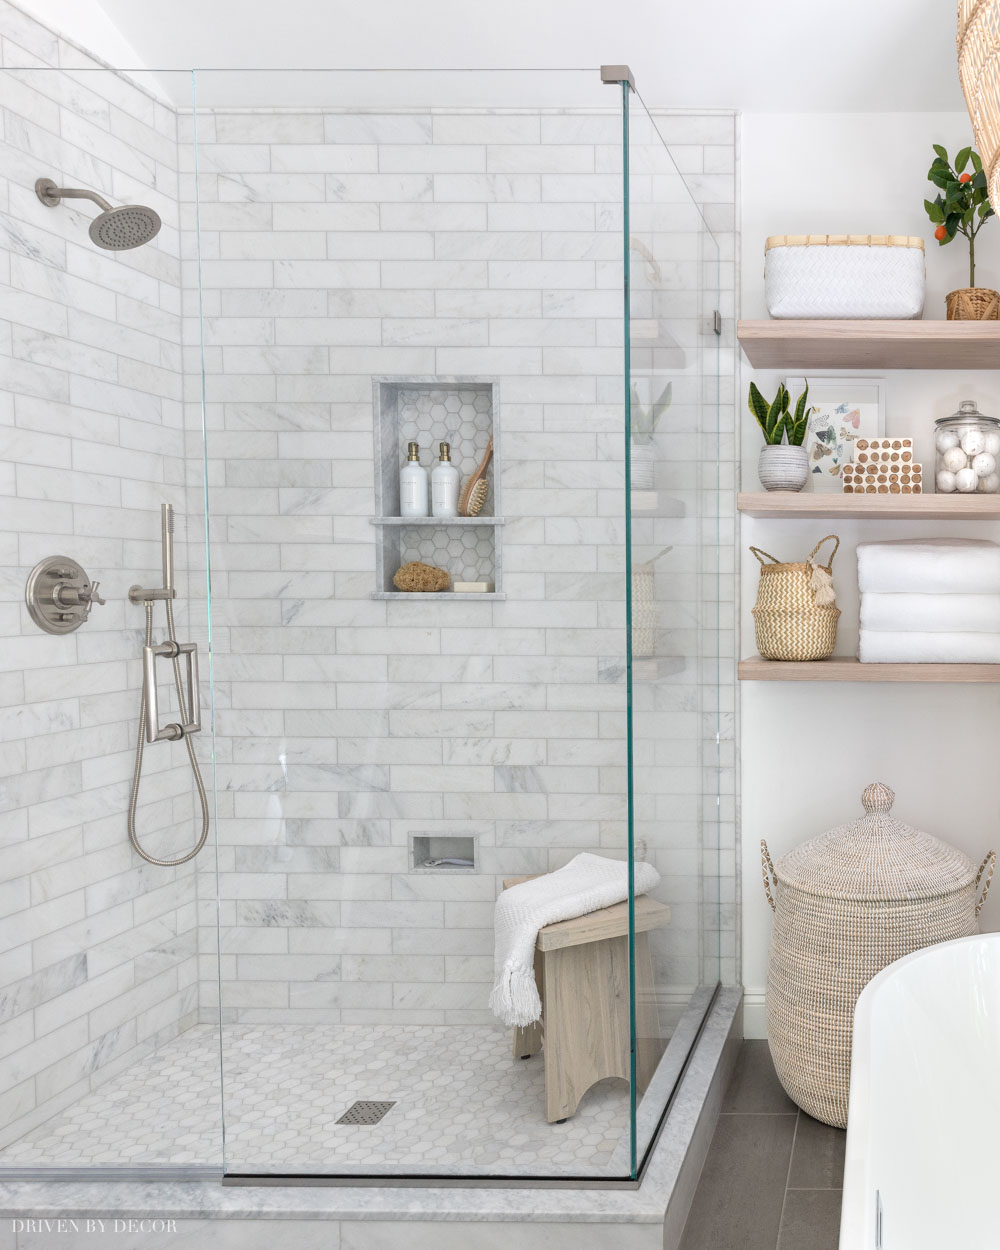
top-left (857, 538), bottom-right (1000, 594)
top-left (859, 629), bottom-right (1000, 663)
top-left (860, 592), bottom-right (1000, 634)
top-left (489, 852), bottom-right (661, 1028)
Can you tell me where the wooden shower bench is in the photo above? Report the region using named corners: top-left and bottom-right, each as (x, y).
top-left (502, 876), bottom-right (671, 1123)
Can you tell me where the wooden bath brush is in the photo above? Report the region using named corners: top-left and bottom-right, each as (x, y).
top-left (459, 437), bottom-right (493, 517)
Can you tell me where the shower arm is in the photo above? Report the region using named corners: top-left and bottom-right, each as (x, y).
top-left (35, 180), bottom-right (113, 213)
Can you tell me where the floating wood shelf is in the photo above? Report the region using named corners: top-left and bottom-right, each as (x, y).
top-left (739, 656), bottom-right (1000, 682)
top-left (738, 492), bottom-right (1000, 520)
top-left (737, 319), bottom-right (1000, 370)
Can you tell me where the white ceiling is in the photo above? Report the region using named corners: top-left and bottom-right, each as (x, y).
top-left (20, 0), bottom-right (969, 112)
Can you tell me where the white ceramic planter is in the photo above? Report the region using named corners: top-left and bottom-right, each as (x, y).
top-left (758, 444), bottom-right (808, 492)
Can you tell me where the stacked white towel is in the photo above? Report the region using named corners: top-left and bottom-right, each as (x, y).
top-left (857, 538), bottom-right (1000, 663)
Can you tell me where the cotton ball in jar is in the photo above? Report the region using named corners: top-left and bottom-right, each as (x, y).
top-left (987, 432), bottom-right (1000, 456)
top-left (961, 428), bottom-right (986, 456)
top-left (979, 472), bottom-right (1000, 493)
top-left (942, 445), bottom-right (968, 472)
top-left (973, 451), bottom-right (997, 478)
top-left (956, 466), bottom-right (979, 492)
top-left (936, 428), bottom-right (960, 453)
top-left (936, 469), bottom-right (958, 493)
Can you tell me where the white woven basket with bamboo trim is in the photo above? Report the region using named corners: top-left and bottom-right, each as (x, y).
top-left (764, 234), bottom-right (926, 319)
top-left (762, 781), bottom-right (995, 1128)
top-left (750, 535), bottom-right (841, 661)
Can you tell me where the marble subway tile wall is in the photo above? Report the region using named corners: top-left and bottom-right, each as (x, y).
top-left (183, 104), bottom-right (737, 1026)
top-left (0, 9), bottom-right (204, 1151)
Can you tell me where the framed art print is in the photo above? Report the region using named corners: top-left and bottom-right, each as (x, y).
top-left (787, 376), bottom-right (886, 492)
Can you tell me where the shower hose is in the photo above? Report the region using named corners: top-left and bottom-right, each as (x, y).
top-left (127, 597), bottom-right (210, 866)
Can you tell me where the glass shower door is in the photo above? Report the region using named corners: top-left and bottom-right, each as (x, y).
top-left (624, 84), bottom-right (727, 1173)
top-left (191, 65), bottom-right (733, 1184)
top-left (193, 66), bottom-right (638, 1182)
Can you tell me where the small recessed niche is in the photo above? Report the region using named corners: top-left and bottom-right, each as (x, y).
top-left (371, 377), bottom-right (503, 599)
top-left (409, 834), bottom-right (478, 872)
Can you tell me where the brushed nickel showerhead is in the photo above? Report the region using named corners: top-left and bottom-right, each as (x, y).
top-left (35, 177), bottom-right (161, 251)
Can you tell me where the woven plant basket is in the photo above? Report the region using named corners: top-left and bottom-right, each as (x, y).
top-left (763, 782), bottom-right (995, 1128)
top-left (750, 535), bottom-right (840, 661)
top-left (631, 562), bottom-right (657, 658)
top-left (945, 286), bottom-right (1000, 320)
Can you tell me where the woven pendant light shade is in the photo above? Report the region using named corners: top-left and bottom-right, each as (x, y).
top-left (958, 0), bottom-right (1000, 211)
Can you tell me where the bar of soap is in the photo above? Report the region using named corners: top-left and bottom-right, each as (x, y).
top-left (453, 581), bottom-right (495, 593)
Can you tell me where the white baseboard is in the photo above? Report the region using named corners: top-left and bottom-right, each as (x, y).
top-left (742, 990), bottom-right (766, 1038)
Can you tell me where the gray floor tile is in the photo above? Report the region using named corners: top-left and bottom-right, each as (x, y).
top-left (787, 1112), bottom-right (846, 1190)
top-left (678, 1112), bottom-right (797, 1250)
top-left (776, 1189), bottom-right (843, 1250)
top-left (722, 1039), bottom-right (797, 1114)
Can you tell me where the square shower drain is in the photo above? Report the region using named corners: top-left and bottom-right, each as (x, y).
top-left (336, 1100), bottom-right (396, 1125)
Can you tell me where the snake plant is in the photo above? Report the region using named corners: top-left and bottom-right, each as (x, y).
top-left (748, 381), bottom-right (812, 447)
top-left (630, 381), bottom-right (672, 445)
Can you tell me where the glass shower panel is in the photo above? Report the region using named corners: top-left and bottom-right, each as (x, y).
top-left (624, 89), bottom-right (726, 1170)
top-left (193, 67), bottom-right (645, 1180)
top-left (0, 65), bottom-right (221, 1174)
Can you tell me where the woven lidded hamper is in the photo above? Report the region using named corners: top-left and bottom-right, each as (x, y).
top-left (764, 234), bottom-right (925, 319)
top-left (763, 782), bottom-right (995, 1128)
top-left (750, 535), bottom-right (840, 662)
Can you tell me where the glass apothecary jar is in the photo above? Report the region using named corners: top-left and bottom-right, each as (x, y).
top-left (935, 400), bottom-right (1000, 494)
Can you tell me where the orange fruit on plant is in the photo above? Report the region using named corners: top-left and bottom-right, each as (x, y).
top-left (935, 224), bottom-right (947, 239)
top-left (960, 172), bottom-right (973, 183)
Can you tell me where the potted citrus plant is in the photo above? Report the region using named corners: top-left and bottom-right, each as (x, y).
top-left (749, 381), bottom-right (812, 492)
top-left (924, 144), bottom-right (997, 319)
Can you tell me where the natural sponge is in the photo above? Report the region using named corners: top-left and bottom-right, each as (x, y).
top-left (393, 561), bottom-right (450, 592)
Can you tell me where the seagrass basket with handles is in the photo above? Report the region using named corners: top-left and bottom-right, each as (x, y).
top-left (762, 781), bottom-right (995, 1128)
top-left (750, 535), bottom-right (840, 661)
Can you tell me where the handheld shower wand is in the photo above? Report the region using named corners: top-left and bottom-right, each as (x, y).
top-left (162, 502), bottom-right (175, 595)
top-left (127, 504), bottom-right (209, 867)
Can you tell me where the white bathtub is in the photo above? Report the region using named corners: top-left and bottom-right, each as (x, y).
top-left (840, 933), bottom-right (1000, 1250)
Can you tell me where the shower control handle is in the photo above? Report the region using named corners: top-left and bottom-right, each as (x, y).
top-left (25, 556), bottom-right (107, 634)
top-left (53, 580), bottom-right (106, 614)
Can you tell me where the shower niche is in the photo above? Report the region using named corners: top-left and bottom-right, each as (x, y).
top-left (371, 377), bottom-right (504, 599)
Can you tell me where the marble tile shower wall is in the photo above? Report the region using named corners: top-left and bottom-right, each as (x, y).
top-left (0, 9), bottom-right (203, 1150)
top-left (181, 107), bottom-right (737, 1025)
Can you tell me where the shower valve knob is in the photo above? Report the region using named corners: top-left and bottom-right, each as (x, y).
top-left (26, 556), bottom-right (107, 635)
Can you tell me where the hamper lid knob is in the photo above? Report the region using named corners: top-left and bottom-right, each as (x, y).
top-left (861, 781), bottom-right (894, 813)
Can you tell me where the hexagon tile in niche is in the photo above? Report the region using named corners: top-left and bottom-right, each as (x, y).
top-left (398, 386), bottom-right (493, 486)
top-left (401, 523), bottom-right (495, 585)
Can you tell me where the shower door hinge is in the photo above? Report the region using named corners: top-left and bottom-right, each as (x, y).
top-left (713, 309), bottom-right (722, 335)
top-left (600, 64), bottom-right (636, 90)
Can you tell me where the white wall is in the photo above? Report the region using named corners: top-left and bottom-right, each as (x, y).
top-left (740, 112), bottom-right (1000, 1037)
